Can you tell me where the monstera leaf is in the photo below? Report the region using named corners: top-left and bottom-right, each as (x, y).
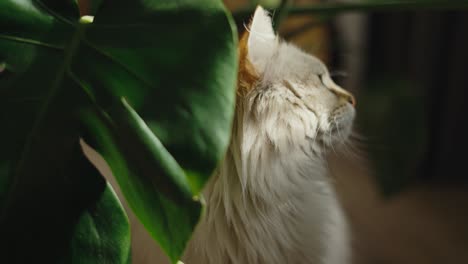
top-left (0, 0), bottom-right (237, 263)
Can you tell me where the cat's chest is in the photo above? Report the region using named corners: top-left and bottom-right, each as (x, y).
top-left (185, 177), bottom-right (338, 264)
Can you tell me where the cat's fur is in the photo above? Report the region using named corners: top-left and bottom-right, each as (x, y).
top-left (183, 6), bottom-right (355, 264)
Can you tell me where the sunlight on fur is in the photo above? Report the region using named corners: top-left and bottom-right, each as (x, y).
top-left (182, 6), bottom-right (356, 264)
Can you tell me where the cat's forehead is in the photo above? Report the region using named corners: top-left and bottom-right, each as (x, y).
top-left (278, 42), bottom-right (327, 75)
top-left (261, 42), bottom-right (328, 84)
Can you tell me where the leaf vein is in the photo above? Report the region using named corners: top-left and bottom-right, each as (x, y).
top-left (83, 40), bottom-right (155, 90)
top-left (88, 211), bottom-right (103, 262)
top-left (0, 34), bottom-right (64, 50)
top-left (33, 0), bottom-right (75, 26)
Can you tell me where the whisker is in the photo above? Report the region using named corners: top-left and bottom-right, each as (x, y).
top-left (327, 121), bottom-right (338, 155)
top-left (341, 136), bottom-right (356, 158)
top-left (311, 120), bottom-right (322, 156)
top-left (348, 136), bottom-right (368, 159)
top-left (349, 132), bottom-right (368, 142)
top-left (332, 116), bottom-right (364, 161)
top-left (334, 117), bottom-right (353, 158)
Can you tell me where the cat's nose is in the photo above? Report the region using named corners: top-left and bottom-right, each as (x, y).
top-left (344, 93), bottom-right (356, 107)
top-left (330, 85), bottom-right (356, 107)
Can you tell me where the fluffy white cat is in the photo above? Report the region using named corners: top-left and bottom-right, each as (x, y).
top-left (183, 6), bottom-right (355, 264)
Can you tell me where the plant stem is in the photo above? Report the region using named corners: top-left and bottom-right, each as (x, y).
top-left (289, 1), bottom-right (468, 14)
top-left (273, 0), bottom-right (291, 31)
top-left (249, 0), bottom-right (259, 8)
top-left (78, 0), bottom-right (90, 16)
top-left (234, 1), bottom-right (468, 21)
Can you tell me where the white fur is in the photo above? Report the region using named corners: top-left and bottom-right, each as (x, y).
top-left (184, 6), bottom-right (355, 264)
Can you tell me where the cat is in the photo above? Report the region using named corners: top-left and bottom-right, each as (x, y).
top-left (182, 6), bottom-right (356, 264)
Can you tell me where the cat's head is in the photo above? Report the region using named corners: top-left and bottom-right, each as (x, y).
top-left (237, 6), bottom-right (355, 151)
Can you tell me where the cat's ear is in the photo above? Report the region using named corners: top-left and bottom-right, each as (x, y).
top-left (245, 6), bottom-right (276, 73)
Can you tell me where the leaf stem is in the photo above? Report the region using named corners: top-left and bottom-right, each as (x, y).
top-left (12, 19), bottom-right (88, 190)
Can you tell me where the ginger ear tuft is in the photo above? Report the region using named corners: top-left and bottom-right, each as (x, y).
top-left (237, 31), bottom-right (259, 97)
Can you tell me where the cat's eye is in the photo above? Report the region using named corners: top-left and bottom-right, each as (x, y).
top-left (319, 74), bottom-right (327, 87)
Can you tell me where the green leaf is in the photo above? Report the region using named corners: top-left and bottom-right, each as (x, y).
top-left (0, 0), bottom-right (237, 263)
top-left (65, 182), bottom-right (131, 264)
top-left (0, 135), bottom-right (131, 263)
top-left (82, 0), bottom-right (238, 194)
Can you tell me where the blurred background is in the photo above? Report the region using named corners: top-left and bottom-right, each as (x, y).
top-left (228, 0), bottom-right (468, 263)
top-left (93, 1), bottom-right (468, 263)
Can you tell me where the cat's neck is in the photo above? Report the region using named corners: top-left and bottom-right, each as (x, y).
top-left (205, 104), bottom-right (330, 212)
top-left (209, 141), bottom-right (329, 212)
top-left (191, 140), bottom-right (331, 264)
